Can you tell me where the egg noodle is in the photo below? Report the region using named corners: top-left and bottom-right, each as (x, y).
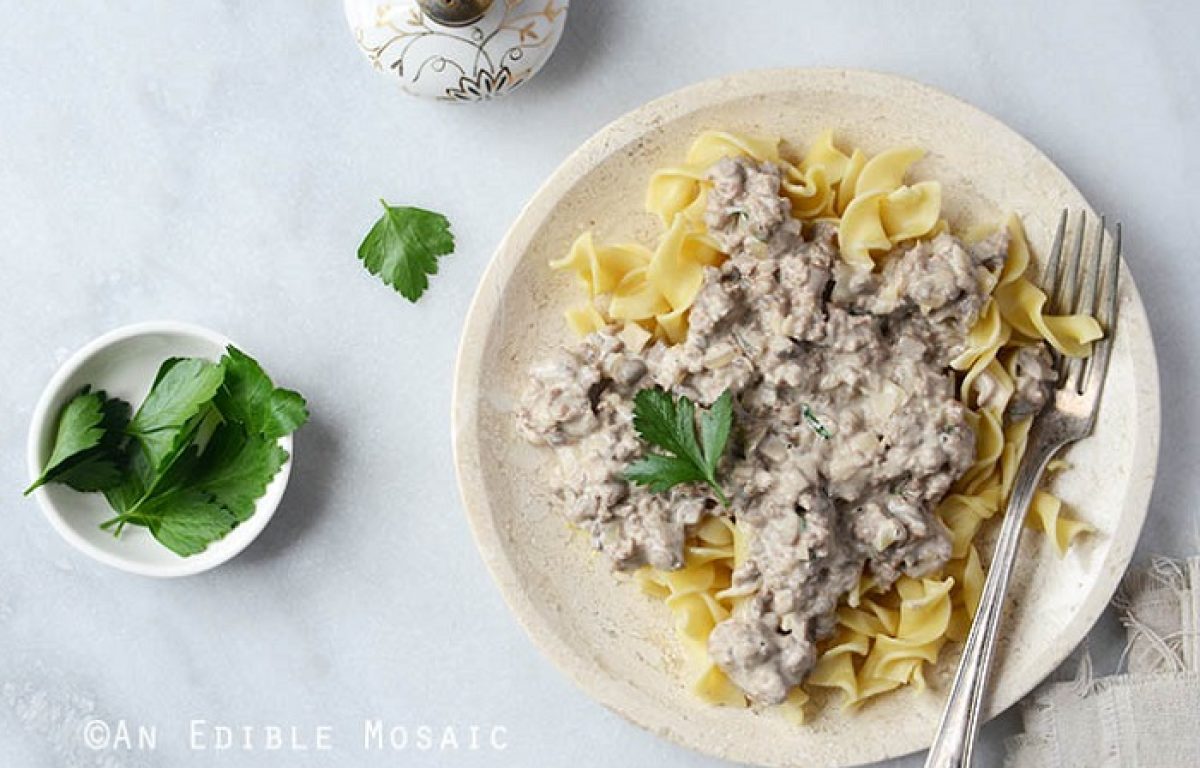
top-left (549, 130), bottom-right (1102, 716)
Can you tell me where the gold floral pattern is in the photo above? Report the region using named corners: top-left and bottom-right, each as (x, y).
top-left (344, 0), bottom-right (569, 102)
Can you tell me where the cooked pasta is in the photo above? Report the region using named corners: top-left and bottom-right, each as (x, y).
top-left (548, 130), bottom-right (1100, 716)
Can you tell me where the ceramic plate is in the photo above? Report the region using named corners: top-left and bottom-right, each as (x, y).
top-left (452, 69), bottom-right (1159, 767)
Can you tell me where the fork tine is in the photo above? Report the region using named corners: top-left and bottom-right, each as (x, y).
top-left (1102, 222), bottom-right (1122, 332)
top-left (1041, 210), bottom-right (1069, 377)
top-left (1056, 210), bottom-right (1086, 314)
top-left (1073, 215), bottom-right (1107, 392)
top-left (1079, 215), bottom-right (1106, 316)
top-left (1078, 220), bottom-right (1122, 415)
top-left (1041, 208), bottom-right (1068, 294)
top-left (1055, 211), bottom-right (1086, 386)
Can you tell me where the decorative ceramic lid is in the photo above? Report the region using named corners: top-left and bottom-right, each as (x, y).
top-left (344, 0), bottom-right (570, 102)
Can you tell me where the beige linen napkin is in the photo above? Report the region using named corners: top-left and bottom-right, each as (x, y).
top-left (1004, 557), bottom-right (1200, 767)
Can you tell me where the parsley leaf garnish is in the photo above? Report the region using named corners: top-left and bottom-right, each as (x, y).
top-left (357, 200), bottom-right (455, 302)
top-left (104, 423), bottom-right (288, 555)
top-left (624, 388), bottom-right (733, 506)
top-left (24, 387), bottom-right (131, 494)
top-left (185, 422), bottom-right (289, 524)
top-left (214, 346), bottom-right (309, 441)
top-left (138, 490), bottom-right (238, 558)
top-left (30, 346), bottom-right (308, 558)
top-left (127, 358), bottom-right (225, 472)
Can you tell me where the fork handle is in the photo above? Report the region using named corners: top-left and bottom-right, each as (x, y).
top-left (924, 433), bottom-right (1060, 768)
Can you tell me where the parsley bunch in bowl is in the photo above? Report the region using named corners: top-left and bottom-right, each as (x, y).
top-left (26, 347), bottom-right (308, 557)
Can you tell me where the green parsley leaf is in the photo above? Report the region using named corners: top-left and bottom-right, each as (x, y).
top-left (103, 448), bottom-right (152, 515)
top-left (624, 388), bottom-right (733, 506)
top-left (190, 423), bottom-right (288, 523)
top-left (214, 346), bottom-right (309, 440)
top-left (101, 423), bottom-right (287, 547)
top-left (357, 201), bottom-right (455, 302)
top-left (25, 387), bottom-right (131, 494)
top-left (127, 358), bottom-right (225, 471)
top-left (40, 388), bottom-right (119, 467)
top-left (630, 388), bottom-right (700, 462)
top-left (623, 453), bottom-right (708, 493)
top-left (140, 490), bottom-right (238, 557)
top-left (700, 390), bottom-right (734, 467)
top-left (52, 452), bottom-right (126, 493)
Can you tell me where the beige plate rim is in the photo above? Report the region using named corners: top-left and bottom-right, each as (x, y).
top-left (452, 68), bottom-right (1161, 767)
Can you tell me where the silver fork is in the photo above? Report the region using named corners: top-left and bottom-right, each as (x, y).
top-left (924, 210), bottom-right (1123, 768)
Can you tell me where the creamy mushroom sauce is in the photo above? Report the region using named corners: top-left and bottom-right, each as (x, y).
top-left (517, 157), bottom-right (1044, 704)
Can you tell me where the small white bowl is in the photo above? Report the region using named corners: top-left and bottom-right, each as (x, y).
top-left (26, 321), bottom-right (293, 578)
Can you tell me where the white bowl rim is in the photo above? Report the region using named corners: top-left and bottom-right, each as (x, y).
top-left (25, 320), bottom-right (293, 578)
top-left (451, 67), bottom-right (1161, 766)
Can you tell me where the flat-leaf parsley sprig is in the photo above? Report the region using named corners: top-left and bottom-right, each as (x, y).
top-left (357, 201), bottom-right (455, 302)
top-left (24, 387), bottom-right (130, 495)
top-left (623, 388), bottom-right (733, 507)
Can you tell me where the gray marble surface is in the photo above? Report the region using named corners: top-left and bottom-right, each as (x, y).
top-left (2, 1), bottom-right (1197, 766)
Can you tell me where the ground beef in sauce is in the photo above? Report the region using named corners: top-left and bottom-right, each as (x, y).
top-left (516, 156), bottom-right (1020, 705)
top-left (1008, 344), bottom-right (1057, 416)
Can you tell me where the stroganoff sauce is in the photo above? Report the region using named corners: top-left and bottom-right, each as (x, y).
top-left (517, 157), bottom-right (1021, 704)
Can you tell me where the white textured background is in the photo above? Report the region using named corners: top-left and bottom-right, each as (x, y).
top-left (1, 1), bottom-right (1196, 766)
